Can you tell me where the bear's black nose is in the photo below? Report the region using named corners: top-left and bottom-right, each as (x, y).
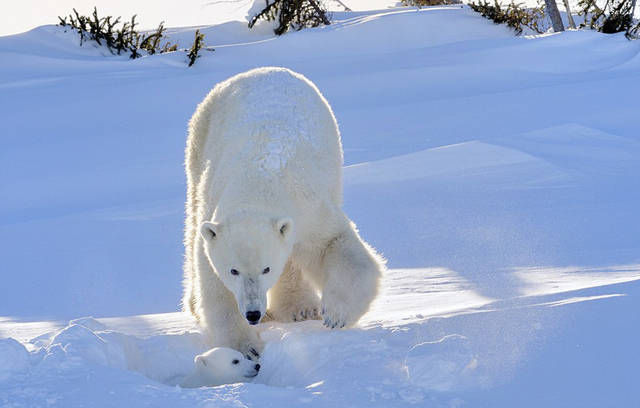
top-left (255, 364), bottom-right (260, 371)
top-left (245, 311), bottom-right (261, 324)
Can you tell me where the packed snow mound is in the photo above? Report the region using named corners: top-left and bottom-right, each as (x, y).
top-left (493, 124), bottom-right (640, 176)
top-left (69, 316), bottom-right (107, 331)
top-left (4, 319), bottom-right (208, 387)
top-left (0, 311), bottom-right (519, 405)
top-left (0, 338), bottom-right (30, 381)
top-left (514, 264), bottom-right (640, 296)
top-left (405, 334), bottom-right (480, 392)
top-left (45, 324), bottom-right (126, 369)
top-left (2, 315), bottom-right (482, 396)
top-left (344, 123), bottom-right (640, 188)
top-left (344, 141), bottom-right (558, 185)
top-left (0, 6), bottom-right (514, 78)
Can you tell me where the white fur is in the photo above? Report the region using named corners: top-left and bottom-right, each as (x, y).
top-left (180, 347), bottom-right (260, 388)
top-left (183, 67), bottom-right (385, 357)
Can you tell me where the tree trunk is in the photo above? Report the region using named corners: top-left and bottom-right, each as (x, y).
top-left (631, 0), bottom-right (637, 17)
top-left (562, 0), bottom-right (577, 28)
top-left (544, 0), bottom-right (565, 32)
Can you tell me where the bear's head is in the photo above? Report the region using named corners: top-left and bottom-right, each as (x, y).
top-left (194, 347), bottom-right (261, 385)
top-left (200, 215), bottom-right (294, 325)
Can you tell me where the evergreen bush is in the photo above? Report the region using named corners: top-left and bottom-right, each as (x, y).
top-left (577, 0), bottom-right (634, 33)
top-left (468, 1), bottom-right (547, 34)
top-left (627, 21), bottom-right (640, 39)
top-left (248, 0), bottom-right (331, 35)
top-left (187, 30), bottom-right (206, 67)
top-left (58, 8), bottom-right (204, 64)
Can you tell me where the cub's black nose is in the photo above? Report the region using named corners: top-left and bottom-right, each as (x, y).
top-left (245, 311), bottom-right (261, 324)
top-left (255, 364), bottom-right (261, 371)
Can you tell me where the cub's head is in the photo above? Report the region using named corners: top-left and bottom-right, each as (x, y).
top-left (200, 214), bottom-right (295, 325)
top-left (194, 347), bottom-right (261, 385)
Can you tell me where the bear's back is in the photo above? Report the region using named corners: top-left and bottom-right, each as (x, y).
top-left (197, 67), bottom-right (343, 207)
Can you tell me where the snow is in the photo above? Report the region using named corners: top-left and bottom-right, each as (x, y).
top-left (2, 3), bottom-right (640, 407)
top-left (344, 141), bottom-right (546, 185)
top-left (0, 339), bottom-right (30, 382)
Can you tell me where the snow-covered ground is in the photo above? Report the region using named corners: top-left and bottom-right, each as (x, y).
top-left (2, 4), bottom-right (640, 407)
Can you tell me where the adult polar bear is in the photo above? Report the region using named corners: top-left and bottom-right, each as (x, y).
top-left (183, 67), bottom-right (384, 358)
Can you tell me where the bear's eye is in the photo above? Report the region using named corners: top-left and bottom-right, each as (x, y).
top-left (232, 359), bottom-right (239, 365)
top-left (262, 267), bottom-right (270, 274)
top-left (230, 269), bottom-right (239, 276)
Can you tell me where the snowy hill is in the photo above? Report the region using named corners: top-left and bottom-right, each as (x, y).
top-left (1, 5), bottom-right (640, 407)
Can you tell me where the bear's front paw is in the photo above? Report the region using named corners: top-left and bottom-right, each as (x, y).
top-left (293, 306), bottom-right (321, 322)
top-left (237, 331), bottom-right (264, 361)
top-left (321, 303), bottom-right (349, 329)
top-left (265, 302), bottom-right (321, 323)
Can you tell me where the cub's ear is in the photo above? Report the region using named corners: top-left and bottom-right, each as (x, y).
top-left (195, 355), bottom-right (207, 367)
top-left (275, 217), bottom-right (294, 240)
top-left (200, 222), bottom-right (219, 242)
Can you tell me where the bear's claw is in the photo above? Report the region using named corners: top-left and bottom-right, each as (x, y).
top-left (292, 307), bottom-right (321, 322)
top-left (323, 318), bottom-right (345, 329)
top-left (237, 333), bottom-right (263, 362)
top-left (244, 347), bottom-right (260, 361)
top-left (321, 306), bottom-right (347, 329)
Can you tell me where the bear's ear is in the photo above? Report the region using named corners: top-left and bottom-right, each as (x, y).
top-left (195, 355), bottom-right (207, 367)
top-left (275, 217), bottom-right (293, 240)
top-left (200, 222), bottom-right (219, 242)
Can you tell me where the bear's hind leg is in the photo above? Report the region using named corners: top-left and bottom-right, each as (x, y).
top-left (265, 261), bottom-right (321, 323)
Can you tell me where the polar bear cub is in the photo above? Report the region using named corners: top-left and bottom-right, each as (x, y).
top-left (180, 347), bottom-right (261, 388)
top-left (182, 67), bottom-right (385, 359)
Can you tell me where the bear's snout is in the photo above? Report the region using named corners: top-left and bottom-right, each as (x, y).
top-left (245, 310), bottom-right (261, 324)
